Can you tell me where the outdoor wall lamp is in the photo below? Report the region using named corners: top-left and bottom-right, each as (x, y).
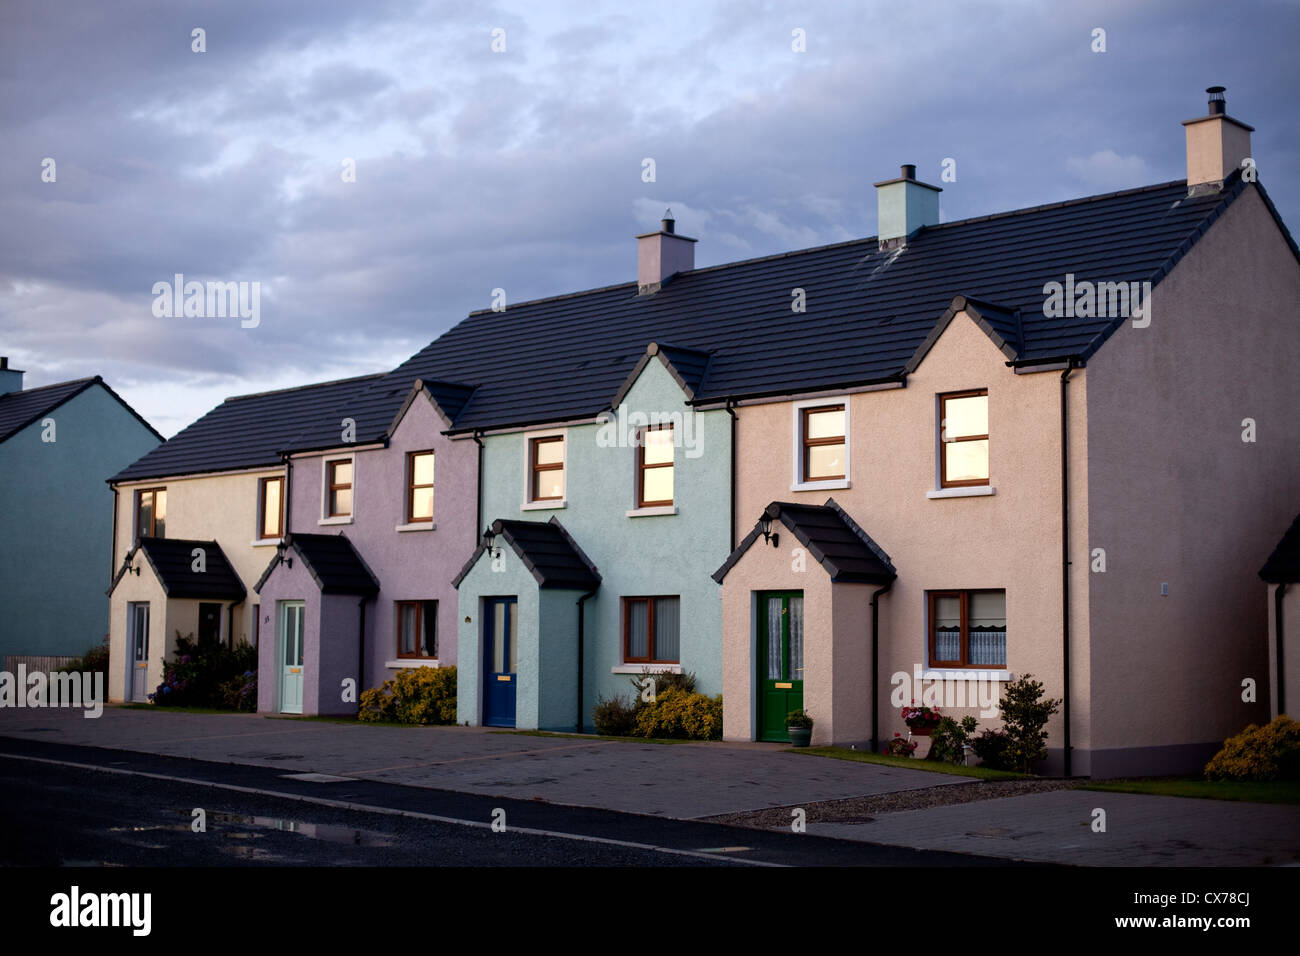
top-left (129, 564), bottom-right (140, 576)
top-left (760, 515), bottom-right (779, 548)
top-left (483, 528), bottom-right (499, 558)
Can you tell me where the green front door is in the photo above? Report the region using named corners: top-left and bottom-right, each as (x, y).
top-left (758, 591), bottom-right (804, 742)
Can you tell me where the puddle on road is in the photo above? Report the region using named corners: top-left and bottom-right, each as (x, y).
top-left (210, 812), bottom-right (395, 847)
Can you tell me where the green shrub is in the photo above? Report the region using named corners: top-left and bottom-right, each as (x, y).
top-left (996, 674), bottom-right (1061, 773)
top-left (358, 666), bottom-right (457, 724)
top-left (593, 694), bottom-right (638, 736)
top-left (149, 633), bottom-right (257, 708)
top-left (1205, 715), bottom-right (1300, 781)
top-left (632, 686), bottom-right (722, 740)
top-left (971, 728), bottom-right (1016, 770)
top-left (927, 714), bottom-right (978, 764)
top-left (786, 709), bottom-right (814, 730)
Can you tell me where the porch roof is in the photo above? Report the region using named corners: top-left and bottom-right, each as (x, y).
top-left (1260, 513), bottom-right (1300, 583)
top-left (111, 536), bottom-right (246, 601)
top-left (452, 517), bottom-right (600, 591)
top-left (254, 532), bottom-right (380, 596)
top-left (712, 499), bottom-right (896, 585)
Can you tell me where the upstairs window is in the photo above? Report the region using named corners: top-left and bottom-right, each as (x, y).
top-left (135, 488), bottom-right (166, 539)
top-left (529, 436), bottom-right (564, 502)
top-left (939, 390), bottom-right (989, 487)
top-left (326, 459), bottom-right (353, 517)
top-left (637, 425), bottom-right (674, 507)
top-left (929, 589), bottom-right (1006, 668)
top-left (801, 404), bottom-right (846, 481)
top-left (258, 477), bottom-right (283, 539)
top-left (407, 451), bottom-right (434, 522)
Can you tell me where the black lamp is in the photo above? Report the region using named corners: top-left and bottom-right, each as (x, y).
top-left (760, 515), bottom-right (779, 548)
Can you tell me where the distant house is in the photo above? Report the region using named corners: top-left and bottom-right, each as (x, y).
top-left (1261, 514), bottom-right (1300, 721)
top-left (0, 357), bottom-right (162, 666)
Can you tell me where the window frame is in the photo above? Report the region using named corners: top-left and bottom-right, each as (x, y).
top-left (800, 403), bottom-right (847, 482)
top-left (257, 476), bottom-right (284, 540)
top-left (622, 595), bottom-right (681, 665)
top-left (323, 456), bottom-right (354, 520)
top-left (938, 389), bottom-right (990, 489)
top-left (790, 396), bottom-right (851, 490)
top-left (927, 588), bottom-right (1006, 668)
top-left (135, 487), bottom-right (166, 539)
top-left (395, 600), bottom-right (438, 660)
top-left (528, 435), bottom-right (564, 503)
top-left (636, 425), bottom-right (675, 508)
top-left (406, 450), bottom-right (435, 523)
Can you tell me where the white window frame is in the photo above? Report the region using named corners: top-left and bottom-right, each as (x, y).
top-left (521, 427), bottom-right (567, 511)
top-left (320, 454), bottom-right (356, 525)
top-left (791, 396), bottom-right (850, 491)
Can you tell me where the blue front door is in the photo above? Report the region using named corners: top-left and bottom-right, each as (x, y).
top-left (483, 597), bottom-right (518, 727)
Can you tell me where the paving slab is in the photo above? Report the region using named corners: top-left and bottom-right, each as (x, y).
top-left (807, 789), bottom-right (1300, 866)
top-left (0, 706), bottom-right (963, 818)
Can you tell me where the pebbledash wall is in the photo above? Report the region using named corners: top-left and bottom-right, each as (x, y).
top-left (0, 385), bottom-right (160, 660)
top-left (460, 358), bottom-right (732, 729)
top-left (730, 310), bottom-right (1091, 770)
top-left (276, 391), bottom-right (476, 703)
top-left (1082, 186), bottom-right (1300, 776)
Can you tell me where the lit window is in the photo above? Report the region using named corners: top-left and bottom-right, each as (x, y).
top-left (801, 404), bottom-right (846, 481)
top-left (637, 426), bottom-right (674, 507)
top-left (529, 437), bottom-right (564, 501)
top-left (258, 477), bottom-right (283, 538)
top-left (940, 391), bottom-right (989, 486)
top-left (136, 488), bottom-right (166, 538)
top-left (407, 451), bottom-right (434, 522)
top-left (326, 459), bottom-right (353, 517)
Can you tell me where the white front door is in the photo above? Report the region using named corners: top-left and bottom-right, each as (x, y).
top-left (279, 602), bottom-right (305, 714)
top-left (128, 603), bottom-right (150, 702)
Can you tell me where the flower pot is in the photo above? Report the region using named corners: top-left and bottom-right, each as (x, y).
top-left (908, 723), bottom-right (938, 737)
top-left (787, 727), bottom-right (812, 747)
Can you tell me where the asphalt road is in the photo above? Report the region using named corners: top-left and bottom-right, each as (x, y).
top-left (0, 737), bottom-right (1017, 867)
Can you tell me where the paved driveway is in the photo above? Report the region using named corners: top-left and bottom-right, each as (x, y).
top-left (0, 706), bottom-right (962, 819)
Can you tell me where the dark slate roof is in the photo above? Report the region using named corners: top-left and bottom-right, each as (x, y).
top-left (386, 174), bottom-right (1282, 433)
top-left (611, 342), bottom-right (712, 407)
top-left (452, 517), bottom-right (600, 590)
top-left (254, 532), bottom-right (380, 596)
top-left (111, 537), bottom-right (246, 600)
top-left (1260, 514), bottom-right (1300, 583)
top-left (0, 377), bottom-right (163, 446)
top-left (713, 499), bottom-right (896, 585)
top-left (111, 373), bottom-right (390, 482)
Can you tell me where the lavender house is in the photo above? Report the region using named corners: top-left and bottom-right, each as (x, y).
top-left (254, 377), bottom-right (478, 715)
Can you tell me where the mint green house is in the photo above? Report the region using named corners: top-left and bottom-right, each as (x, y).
top-left (454, 344), bottom-right (732, 730)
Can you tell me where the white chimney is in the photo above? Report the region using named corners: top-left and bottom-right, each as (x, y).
top-left (874, 164), bottom-right (942, 250)
top-left (0, 357), bottom-right (23, 396)
top-left (1182, 86), bottom-right (1253, 192)
top-left (636, 209), bottom-right (696, 294)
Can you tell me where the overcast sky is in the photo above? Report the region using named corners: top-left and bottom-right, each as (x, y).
top-left (3, 0), bottom-right (1297, 436)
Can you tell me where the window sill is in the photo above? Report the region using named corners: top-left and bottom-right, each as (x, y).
top-left (926, 486), bottom-right (995, 499)
top-left (385, 659), bottom-right (440, 669)
top-left (790, 478), bottom-right (850, 492)
top-left (611, 663), bottom-right (682, 675)
top-left (521, 499), bottom-right (565, 511)
top-left (250, 537), bottom-right (283, 548)
top-left (920, 668), bottom-right (1012, 681)
top-left (395, 522), bottom-right (435, 532)
top-left (626, 505), bottom-right (677, 517)
top-left (319, 515), bottom-right (353, 525)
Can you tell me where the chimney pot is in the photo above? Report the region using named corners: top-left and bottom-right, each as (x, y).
top-left (636, 212), bottom-right (696, 294)
top-left (1182, 86), bottom-right (1254, 191)
top-left (873, 163), bottom-right (942, 249)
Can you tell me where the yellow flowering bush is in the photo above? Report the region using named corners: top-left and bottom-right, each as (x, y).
top-left (358, 666), bottom-right (457, 725)
top-left (1204, 715), bottom-right (1300, 781)
top-left (632, 686), bottom-right (723, 740)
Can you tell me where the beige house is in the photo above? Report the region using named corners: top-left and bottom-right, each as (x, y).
top-left (713, 89), bottom-right (1300, 776)
top-left (106, 374), bottom-right (386, 703)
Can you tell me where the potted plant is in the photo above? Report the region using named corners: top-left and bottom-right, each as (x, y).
top-left (881, 733), bottom-right (918, 758)
top-left (786, 709), bottom-right (814, 747)
top-left (901, 702), bottom-right (942, 736)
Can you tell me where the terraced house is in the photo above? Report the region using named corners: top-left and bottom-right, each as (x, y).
top-left (107, 88), bottom-right (1298, 777)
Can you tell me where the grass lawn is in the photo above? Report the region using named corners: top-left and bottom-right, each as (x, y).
top-left (1081, 778), bottom-right (1300, 805)
top-left (791, 746), bottom-right (1033, 780)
